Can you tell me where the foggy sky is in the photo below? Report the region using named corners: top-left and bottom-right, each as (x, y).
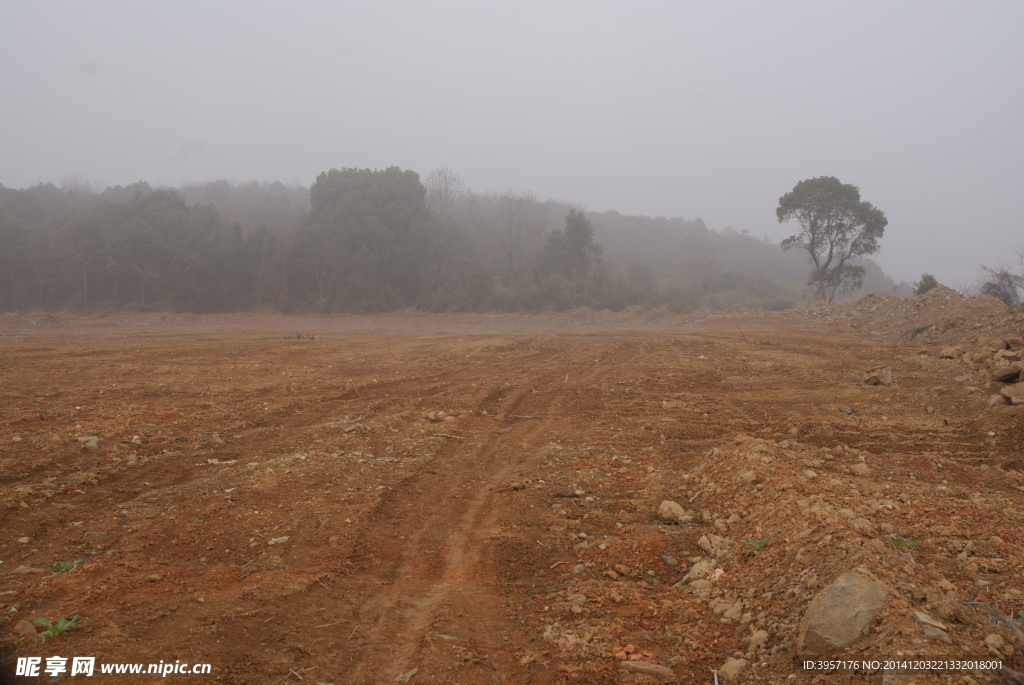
top-left (2, 1), bottom-right (1022, 289)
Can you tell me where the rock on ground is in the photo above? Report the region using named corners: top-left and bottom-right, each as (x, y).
top-left (991, 363), bottom-right (1022, 383)
top-left (850, 462), bottom-right (871, 476)
top-left (864, 366), bottom-right (893, 385)
top-left (747, 629), bottom-right (769, 648)
top-left (697, 533), bottom-right (733, 556)
top-left (939, 345), bottom-right (963, 359)
top-left (717, 657), bottom-right (748, 683)
top-left (617, 661), bottom-right (676, 682)
top-left (657, 500), bottom-right (692, 524)
top-left (687, 558), bottom-right (716, 580)
top-left (1000, 383), bottom-right (1024, 402)
top-left (798, 572), bottom-right (888, 655)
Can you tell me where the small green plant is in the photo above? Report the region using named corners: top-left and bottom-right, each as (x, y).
top-left (32, 615), bottom-right (79, 639)
top-left (886, 537), bottom-right (919, 548)
top-left (745, 536), bottom-right (771, 551)
top-left (906, 324), bottom-right (931, 341)
top-left (1015, 610), bottom-right (1024, 625)
top-left (45, 558), bottom-right (84, 574)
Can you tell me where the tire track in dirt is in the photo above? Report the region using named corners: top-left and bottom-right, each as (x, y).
top-left (339, 337), bottom-right (642, 683)
top-left (340, 382), bottom-right (558, 683)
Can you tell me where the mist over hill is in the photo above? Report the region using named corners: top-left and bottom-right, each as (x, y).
top-left (0, 169), bottom-right (905, 314)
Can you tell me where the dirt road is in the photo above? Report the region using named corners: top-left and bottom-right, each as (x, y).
top-left (1, 315), bottom-right (1022, 683)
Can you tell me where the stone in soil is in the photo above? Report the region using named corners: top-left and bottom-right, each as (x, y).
top-left (717, 657), bottom-right (748, 683)
top-left (1000, 383), bottom-right (1024, 401)
top-left (913, 611), bottom-right (946, 630)
top-left (735, 470), bottom-right (758, 485)
top-left (697, 533), bottom-right (732, 556)
top-left (687, 558), bottom-right (715, 580)
top-left (991, 363), bottom-right (1022, 383)
top-left (850, 462), bottom-right (871, 476)
top-left (798, 571), bottom-right (888, 655)
top-left (657, 500), bottom-right (692, 524)
top-left (864, 366), bottom-right (892, 385)
top-left (985, 633), bottom-right (1013, 657)
top-left (939, 346), bottom-right (963, 359)
top-left (617, 661), bottom-right (676, 681)
top-left (13, 620), bottom-right (39, 639)
top-left (747, 629), bottom-right (769, 648)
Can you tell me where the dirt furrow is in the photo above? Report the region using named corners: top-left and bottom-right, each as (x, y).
top-left (339, 387), bottom-right (568, 681)
top-left (339, 340), bottom-right (642, 682)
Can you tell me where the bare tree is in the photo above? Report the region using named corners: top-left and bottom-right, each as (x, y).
top-left (59, 174), bottom-right (98, 195)
top-left (978, 250), bottom-right (1024, 306)
top-left (691, 243), bottom-right (719, 296)
top-left (491, 189), bottom-right (544, 290)
top-left (424, 167), bottom-right (465, 229)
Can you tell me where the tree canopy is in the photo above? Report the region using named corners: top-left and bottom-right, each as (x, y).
top-left (537, 209), bottom-right (603, 307)
top-left (913, 273), bottom-right (938, 296)
top-left (777, 176), bottom-right (887, 303)
top-left (299, 166), bottom-right (430, 311)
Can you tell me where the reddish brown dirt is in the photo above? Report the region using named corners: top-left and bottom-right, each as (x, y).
top-left (1, 312), bottom-right (1022, 684)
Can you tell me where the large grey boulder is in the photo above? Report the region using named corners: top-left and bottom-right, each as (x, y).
top-left (798, 572), bottom-right (888, 655)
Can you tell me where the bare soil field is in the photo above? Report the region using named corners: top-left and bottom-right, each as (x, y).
top-left (2, 297), bottom-right (1023, 684)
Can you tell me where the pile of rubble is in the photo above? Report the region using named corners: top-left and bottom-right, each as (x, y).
top-left (777, 286), bottom-right (1024, 409)
top-left (782, 286), bottom-right (1021, 347)
top-left (936, 337), bottom-right (1024, 407)
top-left (527, 434), bottom-right (1024, 682)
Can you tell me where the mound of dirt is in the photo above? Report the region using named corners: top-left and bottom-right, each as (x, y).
top-left (772, 286), bottom-right (1024, 409)
top-left (845, 287), bottom-right (1014, 345)
top-left (778, 285), bottom-right (1021, 348)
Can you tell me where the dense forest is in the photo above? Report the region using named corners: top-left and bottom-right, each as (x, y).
top-left (0, 167), bottom-right (904, 314)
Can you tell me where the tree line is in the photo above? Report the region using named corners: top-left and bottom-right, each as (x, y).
top-left (0, 167), bottom-right (902, 314)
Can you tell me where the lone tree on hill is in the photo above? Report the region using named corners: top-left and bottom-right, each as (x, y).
top-left (777, 176), bottom-right (887, 303)
top-left (914, 273), bottom-right (939, 296)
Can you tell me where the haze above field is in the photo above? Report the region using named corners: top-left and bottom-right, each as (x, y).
top-left (1, 1), bottom-right (1022, 288)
